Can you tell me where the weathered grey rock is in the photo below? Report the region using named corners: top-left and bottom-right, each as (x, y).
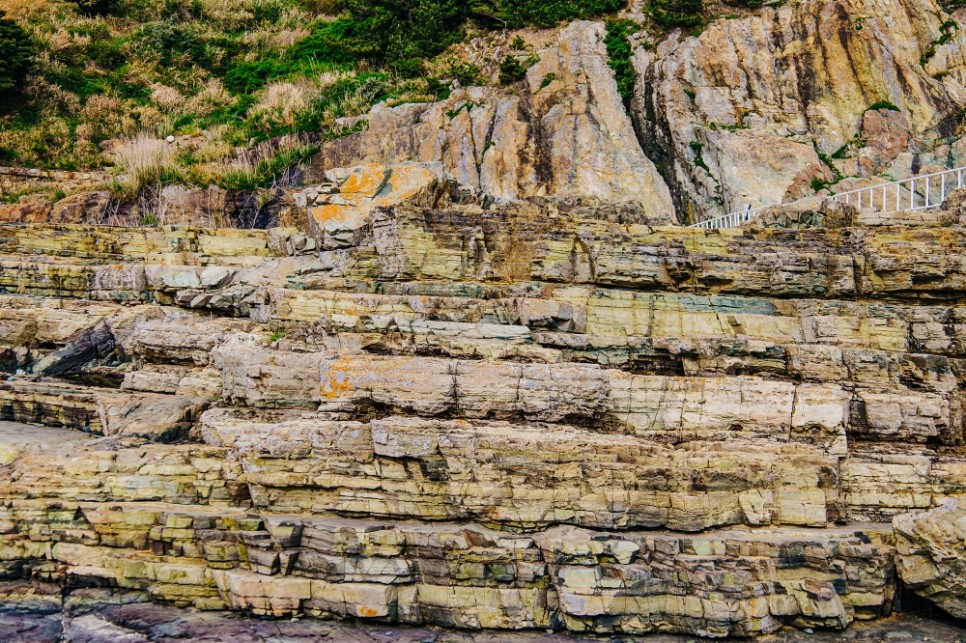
top-left (632, 0), bottom-right (966, 222)
top-left (894, 497), bottom-right (966, 618)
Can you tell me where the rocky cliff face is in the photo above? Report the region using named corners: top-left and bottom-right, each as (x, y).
top-left (0, 158), bottom-right (965, 636)
top-left (632, 0), bottom-right (966, 220)
top-left (314, 21), bottom-right (675, 219)
top-left (2, 1), bottom-right (966, 638)
top-left (301, 0), bottom-right (966, 226)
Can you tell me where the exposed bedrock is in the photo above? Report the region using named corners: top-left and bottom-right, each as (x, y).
top-left (0, 183), bottom-right (965, 636)
top-left (632, 0), bottom-right (966, 221)
top-left (293, 1), bottom-right (966, 227)
top-left (310, 21), bottom-right (674, 219)
top-left (4, 0), bottom-right (966, 635)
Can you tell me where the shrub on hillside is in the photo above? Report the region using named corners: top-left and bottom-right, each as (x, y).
top-left (494, 0), bottom-right (625, 28)
top-left (69, 0), bottom-right (123, 15)
top-left (0, 11), bottom-right (32, 95)
top-left (344, 0), bottom-right (469, 75)
top-left (136, 21), bottom-right (204, 65)
top-left (286, 0), bottom-right (630, 76)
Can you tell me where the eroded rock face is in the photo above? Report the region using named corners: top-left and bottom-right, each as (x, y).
top-left (313, 22), bottom-right (675, 220)
top-left (0, 186), bottom-right (964, 635)
top-left (304, 162), bottom-right (457, 250)
top-left (632, 0), bottom-right (966, 221)
top-left (894, 498), bottom-right (966, 618)
top-left (5, 7), bottom-right (966, 622)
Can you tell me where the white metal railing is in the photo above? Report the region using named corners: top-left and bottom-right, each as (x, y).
top-left (831, 165), bottom-right (966, 213)
top-left (690, 204), bottom-right (763, 230)
top-left (689, 165), bottom-right (966, 229)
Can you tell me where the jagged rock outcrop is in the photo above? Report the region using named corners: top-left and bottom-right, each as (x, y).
top-left (297, 1), bottom-right (966, 226)
top-left (894, 497), bottom-right (966, 619)
top-left (312, 22), bottom-right (675, 219)
top-left (632, 0), bottom-right (966, 221)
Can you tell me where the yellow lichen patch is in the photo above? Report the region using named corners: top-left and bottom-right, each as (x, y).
top-left (338, 165), bottom-right (388, 198)
top-left (321, 366), bottom-right (354, 400)
top-left (309, 204), bottom-right (357, 224)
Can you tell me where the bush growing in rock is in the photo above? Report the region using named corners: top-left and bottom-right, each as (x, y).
top-left (648, 0), bottom-right (705, 29)
top-left (498, 55), bottom-right (530, 84)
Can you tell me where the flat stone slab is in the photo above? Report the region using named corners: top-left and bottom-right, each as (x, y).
top-left (0, 421), bottom-right (95, 451)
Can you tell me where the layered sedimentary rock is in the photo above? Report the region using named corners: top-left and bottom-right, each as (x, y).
top-left (0, 166), bottom-right (965, 636)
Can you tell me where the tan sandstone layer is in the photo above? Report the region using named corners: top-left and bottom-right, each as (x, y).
top-left (0, 160), bottom-right (964, 636)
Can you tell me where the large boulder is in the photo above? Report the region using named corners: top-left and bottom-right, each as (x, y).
top-left (304, 162), bottom-right (454, 248)
top-left (894, 497), bottom-right (966, 618)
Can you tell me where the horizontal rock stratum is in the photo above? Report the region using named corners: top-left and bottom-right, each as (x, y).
top-left (0, 169), bottom-right (965, 638)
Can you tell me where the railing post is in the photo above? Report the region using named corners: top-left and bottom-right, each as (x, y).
top-left (926, 176), bottom-right (931, 208)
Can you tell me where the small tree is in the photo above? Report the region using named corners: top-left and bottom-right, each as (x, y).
top-left (0, 11), bottom-right (32, 93)
top-left (648, 0), bottom-right (704, 30)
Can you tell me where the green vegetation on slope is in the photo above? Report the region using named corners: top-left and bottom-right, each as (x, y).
top-left (0, 0), bottom-right (789, 204)
top-left (0, 11), bottom-right (31, 93)
top-left (605, 20), bottom-right (637, 103)
top-left (0, 0), bottom-right (630, 182)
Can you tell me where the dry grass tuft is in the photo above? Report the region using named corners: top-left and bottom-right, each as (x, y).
top-left (248, 81), bottom-right (314, 130)
top-left (109, 135), bottom-right (181, 201)
top-left (150, 85), bottom-right (187, 112)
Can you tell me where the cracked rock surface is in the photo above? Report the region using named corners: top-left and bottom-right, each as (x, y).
top-left (0, 171), bottom-right (965, 637)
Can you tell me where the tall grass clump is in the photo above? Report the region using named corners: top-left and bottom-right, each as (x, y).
top-left (109, 134), bottom-right (182, 200)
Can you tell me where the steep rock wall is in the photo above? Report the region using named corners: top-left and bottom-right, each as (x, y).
top-left (632, 0), bottom-right (966, 221)
top-left (313, 22), bottom-right (675, 219)
top-left (0, 173), bottom-right (965, 634)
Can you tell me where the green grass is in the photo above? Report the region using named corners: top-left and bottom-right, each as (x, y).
top-left (199, 143), bottom-right (319, 191)
top-left (0, 0), bottom-right (639, 200)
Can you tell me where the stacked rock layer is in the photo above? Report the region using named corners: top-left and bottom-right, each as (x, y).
top-left (0, 187), bottom-right (965, 637)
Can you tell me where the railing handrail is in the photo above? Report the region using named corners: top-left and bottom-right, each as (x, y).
top-left (690, 164), bottom-right (966, 229)
top-left (829, 165), bottom-right (963, 200)
top-left (690, 203), bottom-right (763, 229)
